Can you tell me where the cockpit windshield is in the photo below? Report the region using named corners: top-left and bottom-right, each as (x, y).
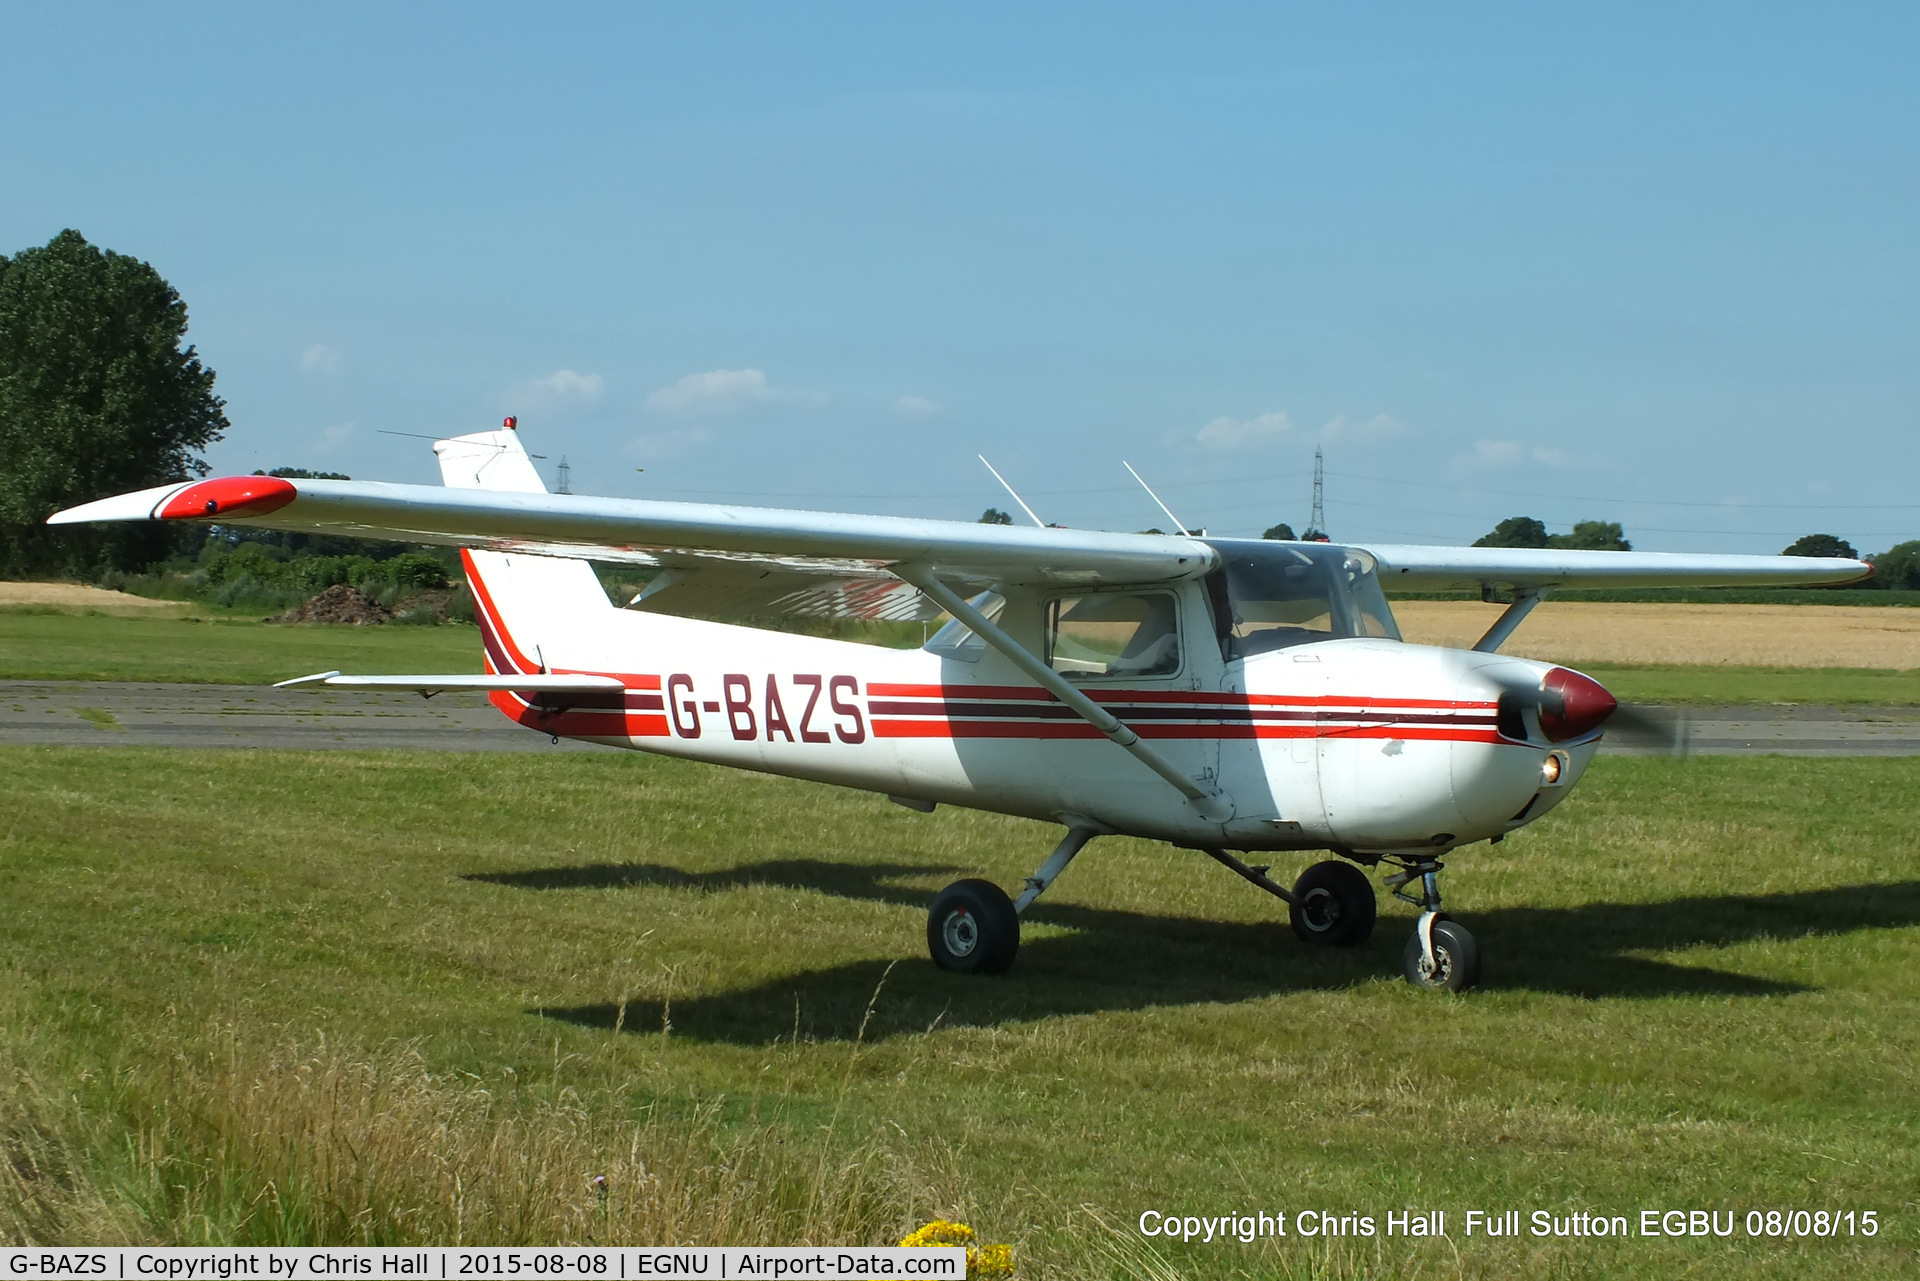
top-left (1202, 541), bottom-right (1401, 660)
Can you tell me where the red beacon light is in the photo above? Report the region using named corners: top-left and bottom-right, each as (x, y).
top-left (503, 416), bottom-right (517, 431)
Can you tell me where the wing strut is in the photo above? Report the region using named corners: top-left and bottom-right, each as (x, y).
top-left (898, 566), bottom-right (1234, 823)
top-left (1472, 587), bottom-right (1544, 653)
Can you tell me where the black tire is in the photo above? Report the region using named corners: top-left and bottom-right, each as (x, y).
top-left (1289, 860), bottom-right (1377, 947)
top-left (927, 879), bottom-right (1019, 975)
top-left (1402, 918), bottom-right (1481, 992)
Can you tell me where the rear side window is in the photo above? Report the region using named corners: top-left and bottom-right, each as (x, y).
top-left (1047, 592), bottom-right (1181, 680)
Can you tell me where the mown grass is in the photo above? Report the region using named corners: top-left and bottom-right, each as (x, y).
top-left (0, 612), bottom-right (479, 683)
top-left (1581, 663), bottom-right (1920, 706)
top-left (1, 746), bottom-right (1915, 1276)
top-left (5, 611), bottom-right (1920, 705)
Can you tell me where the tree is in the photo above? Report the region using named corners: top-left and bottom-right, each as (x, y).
top-left (1548, 520), bottom-right (1631, 551)
top-left (1473, 516), bottom-right (1549, 548)
top-left (1261, 522), bottom-right (1296, 541)
top-left (261, 467), bottom-right (350, 481)
top-left (1867, 540), bottom-right (1920, 590)
top-left (978, 507), bottom-right (1013, 525)
top-left (1782, 534), bottom-right (1858, 560)
top-left (0, 229), bottom-right (227, 575)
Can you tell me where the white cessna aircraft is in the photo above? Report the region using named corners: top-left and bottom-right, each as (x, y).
top-left (52, 422), bottom-right (1870, 991)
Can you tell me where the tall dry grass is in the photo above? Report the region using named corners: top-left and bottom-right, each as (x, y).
top-left (0, 1020), bottom-right (958, 1247)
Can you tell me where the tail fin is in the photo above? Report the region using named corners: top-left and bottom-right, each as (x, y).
top-left (462, 548), bottom-right (612, 675)
top-left (434, 419), bottom-right (548, 493)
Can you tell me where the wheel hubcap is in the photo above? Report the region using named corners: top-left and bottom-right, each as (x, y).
top-left (1420, 945), bottom-right (1452, 985)
top-left (942, 908), bottom-right (978, 957)
top-left (1302, 888), bottom-right (1340, 933)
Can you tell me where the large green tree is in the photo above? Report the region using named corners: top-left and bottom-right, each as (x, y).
top-left (1473, 515), bottom-right (1630, 550)
top-left (1472, 516), bottom-right (1549, 548)
top-left (1549, 519), bottom-right (1631, 551)
top-left (1782, 533), bottom-right (1858, 559)
top-left (0, 229), bottom-right (228, 575)
top-left (1868, 540), bottom-right (1920, 590)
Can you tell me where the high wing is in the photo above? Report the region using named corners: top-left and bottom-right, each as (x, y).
top-left (49, 423), bottom-right (1872, 604)
top-left (46, 472), bottom-right (1217, 598)
top-left (1355, 543), bottom-right (1871, 592)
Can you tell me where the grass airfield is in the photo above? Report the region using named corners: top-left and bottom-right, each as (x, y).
top-left (3, 744), bottom-right (1916, 1277)
top-left (3, 608), bottom-right (1919, 703)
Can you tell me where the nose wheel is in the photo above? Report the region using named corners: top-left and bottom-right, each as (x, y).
top-left (1386, 856), bottom-right (1481, 992)
top-left (1402, 916), bottom-right (1479, 991)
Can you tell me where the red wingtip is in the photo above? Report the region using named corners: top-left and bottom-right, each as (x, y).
top-left (157, 476), bottom-right (299, 520)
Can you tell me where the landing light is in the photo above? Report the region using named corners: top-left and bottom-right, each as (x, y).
top-left (1540, 754), bottom-right (1563, 785)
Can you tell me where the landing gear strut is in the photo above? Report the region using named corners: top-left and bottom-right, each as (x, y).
top-left (1385, 856), bottom-right (1480, 992)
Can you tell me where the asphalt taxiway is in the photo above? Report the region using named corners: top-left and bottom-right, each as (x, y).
top-left (2, 682), bottom-right (1917, 756)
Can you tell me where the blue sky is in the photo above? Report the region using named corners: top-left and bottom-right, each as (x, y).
top-left (4, 4), bottom-right (1915, 552)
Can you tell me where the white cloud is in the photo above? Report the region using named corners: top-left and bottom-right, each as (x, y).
top-left (1467, 438), bottom-right (1569, 468)
top-left (1321, 413), bottom-right (1402, 442)
top-left (532, 369), bottom-right (605, 401)
top-left (891, 394), bottom-right (942, 416)
top-left (300, 344), bottom-right (339, 372)
top-left (1196, 411), bottom-right (1291, 451)
top-left (630, 427), bottom-right (711, 461)
top-left (644, 367), bottom-right (824, 415)
top-left (319, 422), bottom-right (354, 450)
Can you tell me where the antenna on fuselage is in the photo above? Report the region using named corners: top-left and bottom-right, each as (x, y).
top-left (1122, 461), bottom-right (1192, 536)
top-left (978, 455), bottom-right (1047, 528)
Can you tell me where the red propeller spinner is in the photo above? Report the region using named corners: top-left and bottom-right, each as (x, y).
top-left (1538, 667), bottom-right (1618, 742)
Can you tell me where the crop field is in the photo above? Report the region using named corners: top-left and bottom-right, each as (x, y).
top-left (1394, 600), bottom-right (1920, 669)
top-left (2, 745), bottom-right (1916, 1277)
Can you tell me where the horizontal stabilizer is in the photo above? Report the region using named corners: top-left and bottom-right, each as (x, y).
top-left (275, 671), bottom-right (627, 693)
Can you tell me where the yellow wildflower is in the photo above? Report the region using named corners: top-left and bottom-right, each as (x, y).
top-left (900, 1221), bottom-right (1014, 1277)
top-left (900, 1220), bottom-right (973, 1248)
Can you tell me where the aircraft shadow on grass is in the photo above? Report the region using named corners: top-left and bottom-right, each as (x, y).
top-left (468, 860), bottom-right (1920, 1045)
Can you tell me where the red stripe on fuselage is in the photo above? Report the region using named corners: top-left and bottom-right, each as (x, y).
top-left (866, 681), bottom-right (1495, 711)
top-left (870, 718), bottom-right (1503, 743)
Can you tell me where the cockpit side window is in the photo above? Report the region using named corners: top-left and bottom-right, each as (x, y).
top-left (1204, 542), bottom-right (1401, 660)
top-left (1046, 591), bottom-right (1181, 680)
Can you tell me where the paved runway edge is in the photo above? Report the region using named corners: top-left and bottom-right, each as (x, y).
top-left (2, 681), bottom-right (1918, 756)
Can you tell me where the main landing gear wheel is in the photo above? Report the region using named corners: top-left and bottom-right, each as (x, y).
top-left (1289, 860), bottom-right (1377, 947)
top-left (1402, 918), bottom-right (1480, 992)
top-left (927, 878), bottom-right (1019, 975)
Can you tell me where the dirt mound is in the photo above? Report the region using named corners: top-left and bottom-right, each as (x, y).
top-left (276, 585), bottom-right (389, 625)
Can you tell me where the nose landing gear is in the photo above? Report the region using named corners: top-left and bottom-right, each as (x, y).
top-left (1385, 856), bottom-right (1481, 992)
